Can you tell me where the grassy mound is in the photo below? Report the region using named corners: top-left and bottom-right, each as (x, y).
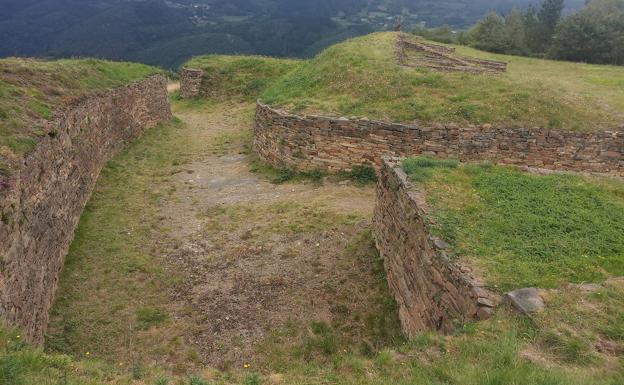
top-left (0, 58), bottom-right (161, 161)
top-left (261, 32), bottom-right (624, 131)
top-left (183, 55), bottom-right (300, 101)
top-left (402, 158), bottom-right (624, 290)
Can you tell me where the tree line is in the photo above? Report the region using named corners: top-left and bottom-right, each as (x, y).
top-left (412, 0), bottom-right (624, 65)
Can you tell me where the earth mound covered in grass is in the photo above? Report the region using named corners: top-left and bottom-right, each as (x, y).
top-left (0, 58), bottom-right (161, 164)
top-left (402, 157), bottom-right (624, 291)
top-left (261, 32), bottom-right (624, 132)
top-left (183, 55), bottom-right (300, 101)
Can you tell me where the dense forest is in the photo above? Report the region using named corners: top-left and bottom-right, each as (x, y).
top-left (416, 0), bottom-right (624, 65)
top-left (0, 0), bottom-right (584, 68)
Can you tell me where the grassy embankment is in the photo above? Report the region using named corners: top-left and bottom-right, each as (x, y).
top-left (402, 158), bottom-right (624, 291)
top-left (0, 58), bottom-right (161, 162)
top-left (182, 55), bottom-right (300, 101)
top-left (261, 32), bottom-right (624, 131)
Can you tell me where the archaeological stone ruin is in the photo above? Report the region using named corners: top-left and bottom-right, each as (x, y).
top-left (0, 75), bottom-right (171, 344)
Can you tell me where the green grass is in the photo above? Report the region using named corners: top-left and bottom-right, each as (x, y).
top-left (135, 307), bottom-right (169, 331)
top-left (183, 55), bottom-right (300, 101)
top-left (6, 279), bottom-right (624, 385)
top-left (248, 151), bottom-right (377, 186)
top-left (0, 58), bottom-right (161, 159)
top-left (402, 158), bottom-right (624, 290)
top-left (45, 118), bottom-right (196, 370)
top-left (261, 32), bottom-right (624, 131)
top-left (338, 165), bottom-right (378, 186)
top-left (247, 154), bottom-right (326, 185)
top-left (246, 281), bottom-right (624, 385)
top-left (0, 323), bottom-right (139, 385)
top-left (6, 99), bottom-right (620, 385)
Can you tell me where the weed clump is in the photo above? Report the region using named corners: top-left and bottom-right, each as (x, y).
top-left (339, 164), bottom-right (378, 186)
top-left (402, 156), bottom-right (458, 182)
top-left (136, 307), bottom-right (168, 330)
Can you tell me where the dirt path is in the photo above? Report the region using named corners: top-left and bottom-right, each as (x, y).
top-left (159, 103), bottom-right (383, 368)
top-left (48, 99), bottom-right (400, 373)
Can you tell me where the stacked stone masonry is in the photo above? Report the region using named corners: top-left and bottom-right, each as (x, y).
top-left (254, 102), bottom-right (623, 176)
top-left (373, 158), bottom-right (498, 336)
top-left (180, 68), bottom-right (204, 98)
top-left (396, 36), bottom-right (508, 74)
top-left (0, 75), bottom-right (172, 345)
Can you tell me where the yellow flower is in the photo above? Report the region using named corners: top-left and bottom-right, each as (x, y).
top-left (15, 335), bottom-right (20, 339)
top-left (85, 352), bottom-right (91, 356)
top-left (243, 363), bottom-right (251, 369)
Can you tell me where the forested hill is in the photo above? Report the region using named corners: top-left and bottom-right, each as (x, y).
top-left (0, 0), bottom-right (584, 69)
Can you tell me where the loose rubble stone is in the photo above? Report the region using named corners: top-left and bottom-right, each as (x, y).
top-left (433, 238), bottom-right (450, 250)
top-left (505, 288), bottom-right (545, 314)
top-left (477, 306), bottom-right (494, 320)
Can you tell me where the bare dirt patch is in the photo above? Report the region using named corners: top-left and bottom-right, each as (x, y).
top-left (159, 103), bottom-right (386, 368)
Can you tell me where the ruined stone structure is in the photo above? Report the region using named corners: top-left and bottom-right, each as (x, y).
top-left (180, 68), bottom-right (204, 98)
top-left (395, 35), bottom-right (507, 74)
top-left (373, 157), bottom-right (498, 336)
top-left (0, 75), bottom-right (171, 344)
top-left (254, 102), bottom-right (624, 176)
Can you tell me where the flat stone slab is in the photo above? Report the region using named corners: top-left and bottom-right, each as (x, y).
top-left (505, 287), bottom-right (544, 314)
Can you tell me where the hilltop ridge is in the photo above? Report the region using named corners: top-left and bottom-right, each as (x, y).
top-left (0, 0), bottom-right (585, 68)
top-left (254, 32), bottom-right (624, 131)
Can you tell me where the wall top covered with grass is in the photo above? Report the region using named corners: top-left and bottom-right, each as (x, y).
top-left (253, 102), bottom-right (623, 176)
top-left (0, 73), bottom-right (171, 345)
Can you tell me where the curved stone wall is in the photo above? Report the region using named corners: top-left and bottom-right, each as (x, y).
top-left (0, 75), bottom-right (172, 344)
top-left (373, 157), bottom-right (498, 335)
top-left (253, 102), bottom-right (623, 176)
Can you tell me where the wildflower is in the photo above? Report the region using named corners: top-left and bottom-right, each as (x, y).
top-left (15, 335), bottom-right (20, 339)
top-left (244, 363), bottom-right (251, 369)
top-left (85, 352), bottom-right (91, 356)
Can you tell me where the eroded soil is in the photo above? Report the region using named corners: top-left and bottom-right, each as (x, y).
top-left (161, 104), bottom-right (380, 368)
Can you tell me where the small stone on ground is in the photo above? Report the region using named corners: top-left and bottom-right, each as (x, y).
top-left (505, 287), bottom-right (544, 314)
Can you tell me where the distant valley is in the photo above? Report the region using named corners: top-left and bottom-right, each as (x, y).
top-left (0, 0), bottom-right (584, 68)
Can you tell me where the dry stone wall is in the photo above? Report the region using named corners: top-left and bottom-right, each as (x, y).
top-left (396, 36), bottom-right (508, 74)
top-left (373, 157), bottom-right (498, 336)
top-left (0, 74), bottom-right (171, 344)
top-left (180, 68), bottom-right (204, 98)
top-left (254, 102), bottom-right (624, 176)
